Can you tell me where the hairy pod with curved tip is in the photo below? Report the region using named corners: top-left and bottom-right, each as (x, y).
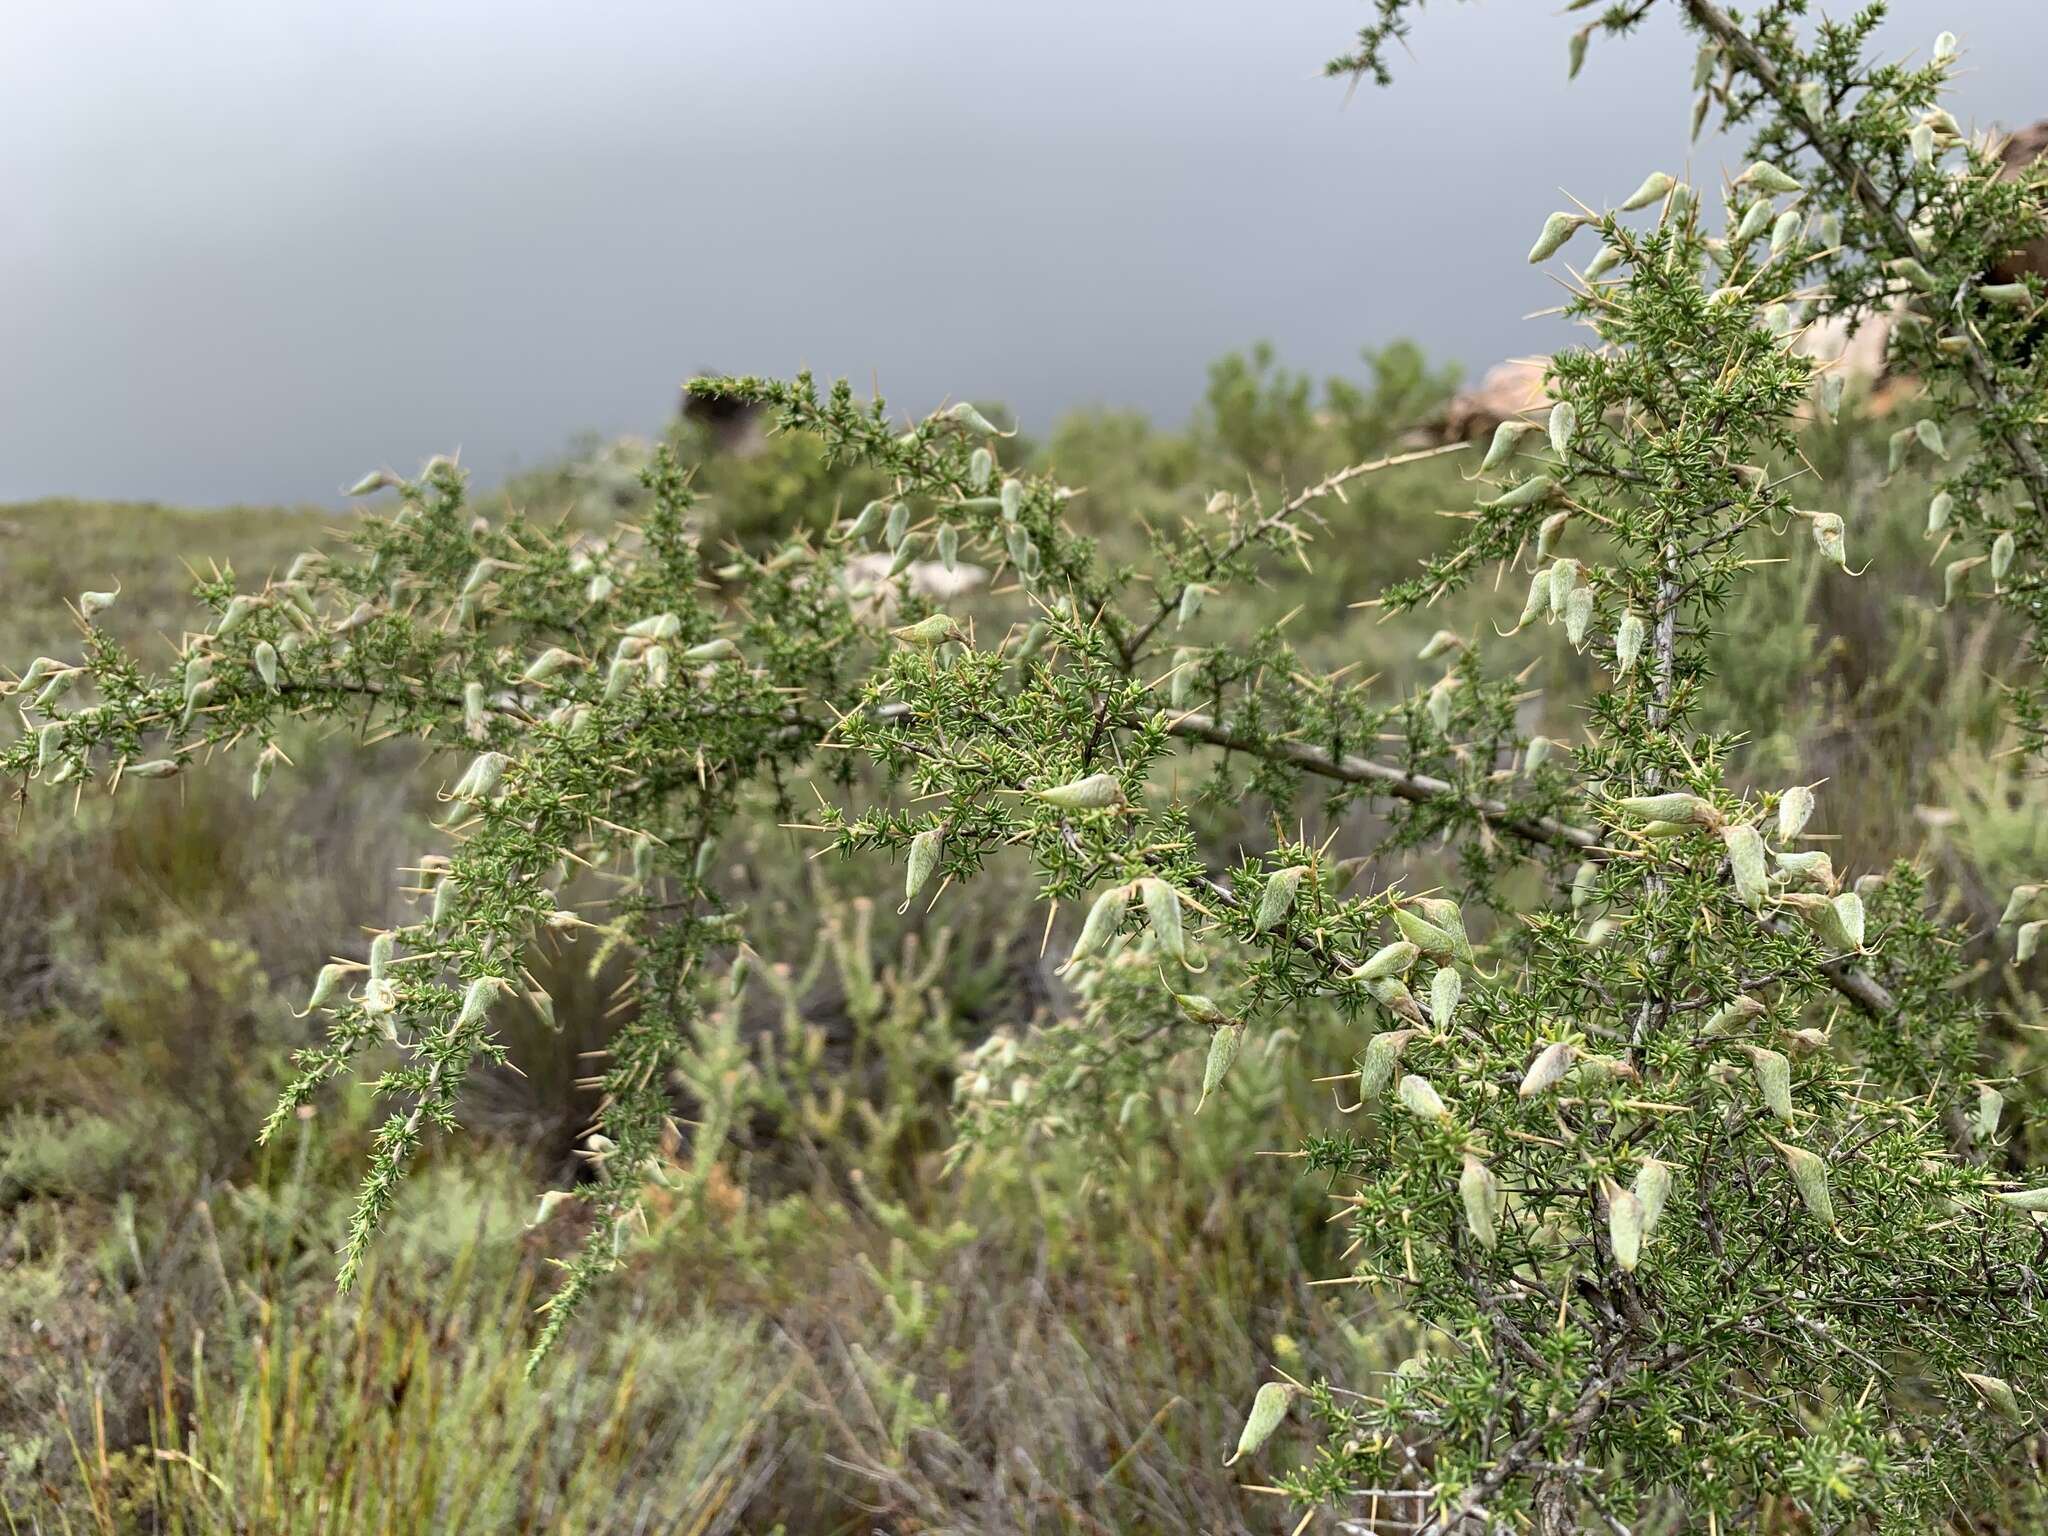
top-left (1224, 1381), bottom-right (1296, 1466)
top-left (1196, 1024), bottom-right (1241, 1113)
top-left (1519, 1039), bottom-right (1576, 1099)
top-left (1253, 865), bottom-right (1306, 934)
top-left (1353, 940), bottom-right (1419, 982)
top-left (1619, 170), bottom-right (1674, 211)
top-left (1035, 772), bottom-right (1124, 810)
top-left (905, 827), bottom-right (943, 903)
top-left (1140, 878), bottom-right (1193, 968)
top-left (1528, 211), bottom-right (1584, 263)
top-left (1397, 1072), bottom-right (1449, 1121)
top-left (1460, 1154), bottom-right (1501, 1249)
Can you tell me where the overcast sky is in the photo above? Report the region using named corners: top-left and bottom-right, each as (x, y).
top-left (5, 1), bottom-right (2045, 508)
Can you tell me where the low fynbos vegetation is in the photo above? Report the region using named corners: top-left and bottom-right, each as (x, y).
top-left (10, 5), bottom-right (2048, 1533)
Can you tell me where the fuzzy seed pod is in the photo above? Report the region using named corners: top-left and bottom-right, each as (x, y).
top-left (1932, 30), bottom-right (1958, 65)
top-left (361, 977), bottom-right (397, 1017)
top-left (451, 751), bottom-right (509, 804)
top-left (1353, 940), bottom-right (1419, 982)
top-left (463, 681), bottom-right (487, 738)
top-left (34, 722), bottom-right (62, 774)
top-left (2000, 885), bottom-right (2046, 926)
top-left (1821, 890), bottom-right (1866, 952)
top-left (1993, 532), bottom-right (2017, 582)
top-left (1485, 474), bottom-right (1559, 511)
top-left (1571, 861), bottom-right (1599, 913)
top-left (1460, 1155), bottom-right (1501, 1249)
top-left (1769, 208), bottom-right (1801, 255)
top-left (455, 976), bottom-right (502, 1030)
top-left (1359, 1028), bottom-right (1415, 1098)
top-left (1817, 372), bottom-right (1845, 423)
top-left (999, 478), bottom-right (1024, 522)
top-left (1426, 677), bottom-right (1456, 734)
top-left (1525, 736), bottom-right (1554, 776)
top-left (936, 524), bottom-right (959, 570)
top-left (1170, 648), bottom-right (1197, 709)
top-left (944, 402), bottom-right (1005, 436)
top-left (217, 595), bottom-right (259, 636)
top-left (682, 638), bottom-right (740, 664)
top-left (1747, 1046), bottom-right (1795, 1124)
top-left (1548, 400), bottom-right (1578, 459)
top-left (1777, 784), bottom-right (1815, 841)
top-left (521, 647), bottom-right (577, 684)
top-left (1392, 906), bottom-right (1459, 962)
top-left (1605, 1179), bottom-right (1645, 1271)
top-left (79, 588), bottom-right (118, 620)
top-left (1944, 555), bottom-right (1986, 607)
top-left (843, 500), bottom-right (886, 542)
top-left (884, 501), bottom-right (910, 551)
top-left (1994, 1185), bottom-right (2048, 1213)
top-left (1066, 883), bottom-right (1131, 969)
top-left (1397, 1073), bottom-right (1449, 1121)
top-left (252, 641), bottom-right (279, 692)
top-left (1536, 510), bottom-right (1570, 561)
top-left (1480, 419), bottom-right (1537, 472)
top-left (1413, 899), bottom-right (1472, 963)
top-left (299, 963), bottom-right (351, 1016)
top-left (1177, 583), bottom-right (1205, 628)
top-left (1960, 1372), bottom-right (2024, 1425)
top-left (1429, 966), bottom-right (1462, 1027)
top-left (1980, 282), bottom-right (2033, 308)
top-left (1370, 976), bottom-right (1425, 1024)
top-left (1773, 849), bottom-right (1834, 888)
top-left (1514, 567), bottom-right (1550, 632)
top-left (887, 534), bottom-right (925, 578)
top-left (1915, 418), bottom-right (1949, 461)
top-left (1910, 122), bottom-right (1936, 167)
top-left (625, 613), bottom-right (682, 641)
top-left (906, 828), bottom-right (943, 902)
top-left (1035, 772), bottom-right (1125, 809)
top-left (1196, 1024), bottom-right (1242, 1113)
top-left (1619, 170), bottom-right (1675, 212)
top-left (1519, 1039), bottom-right (1577, 1098)
top-left (1615, 792), bottom-right (1718, 827)
top-left (1417, 629), bottom-right (1463, 661)
top-left (603, 656), bottom-right (634, 700)
top-left (968, 447), bottom-right (994, 492)
top-left (250, 745), bottom-right (282, 800)
top-left (1769, 1136), bottom-right (1835, 1225)
top-left (1809, 512), bottom-right (1849, 569)
top-left (2018, 921), bottom-right (2045, 965)
top-left (1722, 823), bottom-right (1769, 910)
top-left (1141, 878), bottom-right (1192, 967)
top-left (1733, 198), bottom-right (1772, 246)
top-left (1614, 611), bottom-right (1645, 676)
top-left (125, 759), bottom-right (180, 779)
top-left (1702, 995), bottom-right (1765, 1037)
top-left (1563, 587), bottom-right (1594, 646)
top-left (1224, 1382), bottom-right (1295, 1466)
top-left (1634, 1158), bottom-right (1672, 1235)
top-left (891, 613), bottom-right (962, 648)
top-left (1977, 1085), bottom-right (2005, 1142)
top-left (1547, 558), bottom-right (1581, 616)
top-left (1926, 492), bottom-right (1954, 536)
top-left (1528, 211), bottom-right (1585, 263)
top-left (1583, 243), bottom-right (1620, 280)
top-left (347, 470), bottom-right (396, 497)
top-left (1253, 865), bottom-right (1306, 934)
top-left (1738, 161), bottom-right (1802, 195)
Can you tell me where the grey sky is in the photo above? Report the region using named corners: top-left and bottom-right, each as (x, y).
top-left (5, 1), bottom-right (2045, 508)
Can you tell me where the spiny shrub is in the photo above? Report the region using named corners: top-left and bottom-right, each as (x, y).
top-left (9, 5), bottom-right (2048, 1531)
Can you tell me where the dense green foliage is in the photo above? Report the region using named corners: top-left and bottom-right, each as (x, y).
top-left (11, 4), bottom-right (2048, 1532)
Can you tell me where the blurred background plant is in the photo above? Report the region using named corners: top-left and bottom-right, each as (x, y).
top-left (5, 339), bottom-right (2046, 1531)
